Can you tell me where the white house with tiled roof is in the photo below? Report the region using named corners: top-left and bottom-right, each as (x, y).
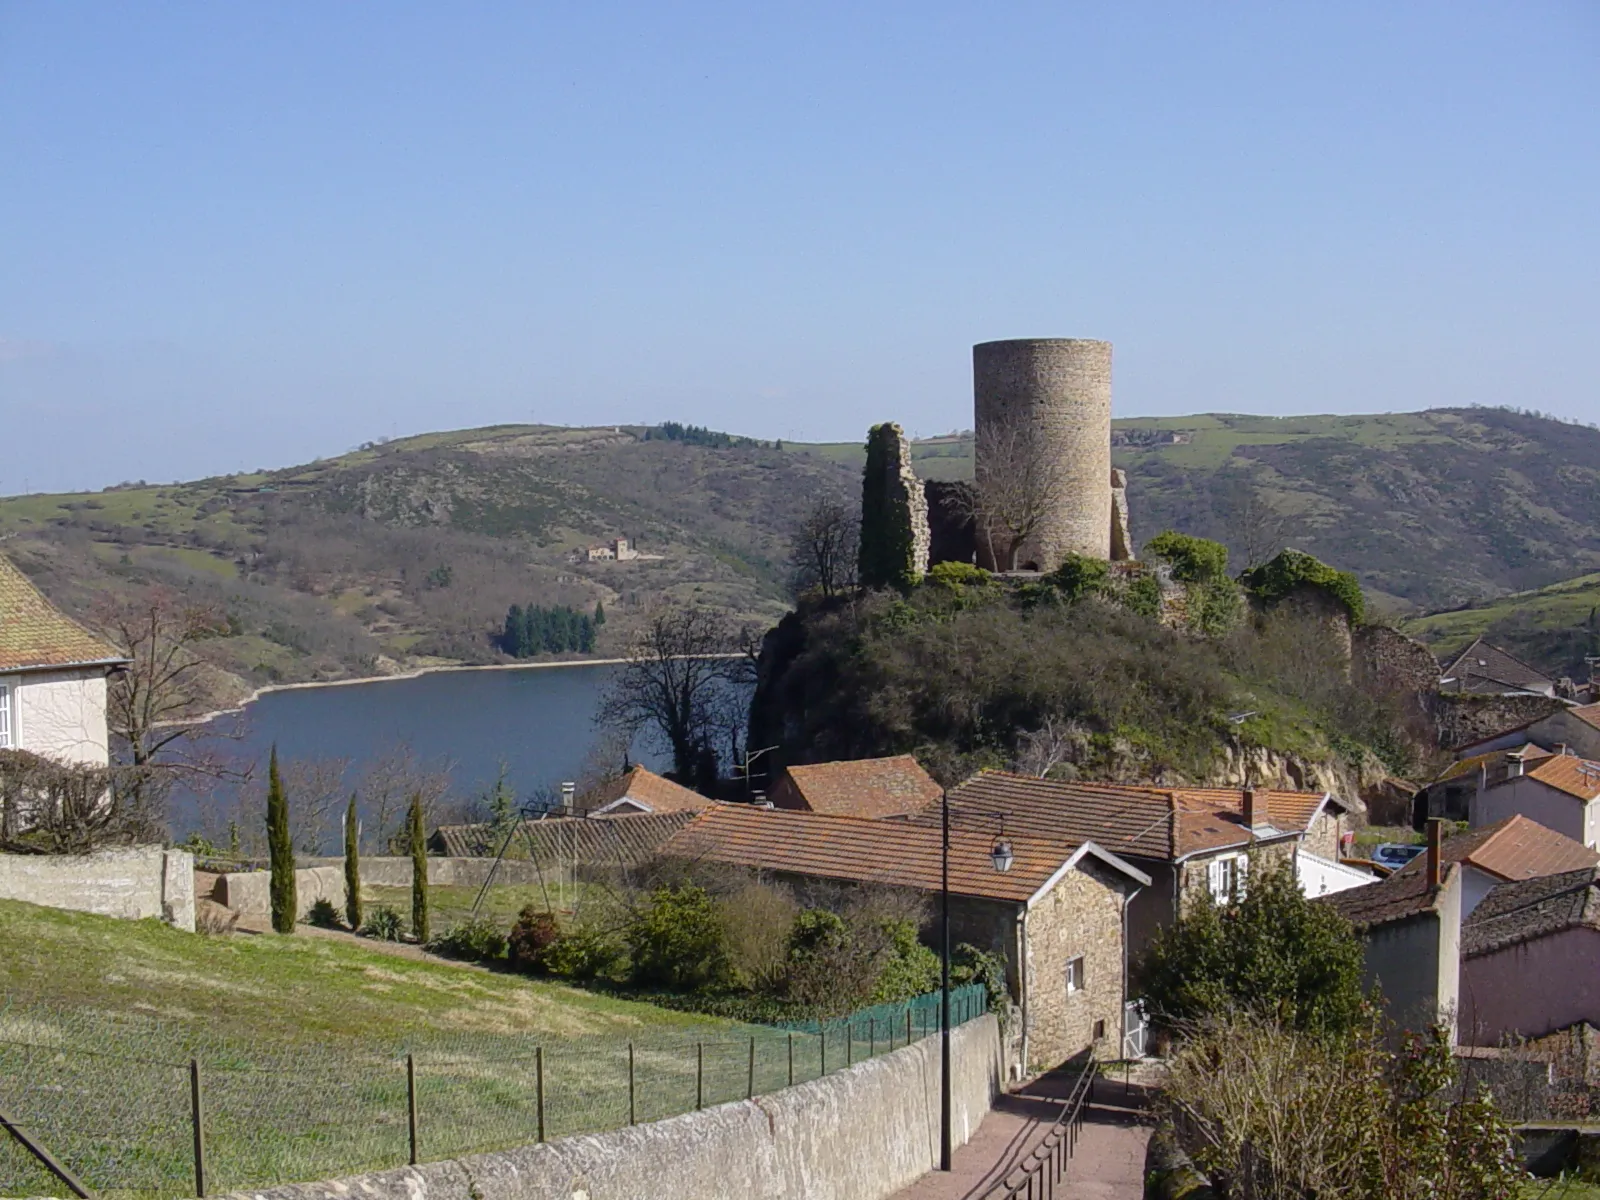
top-left (0, 555), bottom-right (128, 766)
top-left (1470, 751), bottom-right (1600, 851)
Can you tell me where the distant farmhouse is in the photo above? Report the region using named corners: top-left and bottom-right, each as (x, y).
top-left (0, 555), bottom-right (127, 767)
top-left (1439, 637), bottom-right (1557, 698)
top-left (580, 537), bottom-right (664, 564)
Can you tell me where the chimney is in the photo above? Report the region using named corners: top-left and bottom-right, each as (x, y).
top-left (1242, 787), bottom-right (1257, 831)
top-left (1426, 817), bottom-right (1443, 889)
top-left (560, 780), bottom-right (577, 817)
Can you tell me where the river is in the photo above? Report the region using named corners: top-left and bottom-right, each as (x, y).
top-left (171, 663), bottom-right (676, 850)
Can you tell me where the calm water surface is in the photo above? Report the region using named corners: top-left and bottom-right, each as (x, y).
top-left (173, 664), bottom-right (668, 844)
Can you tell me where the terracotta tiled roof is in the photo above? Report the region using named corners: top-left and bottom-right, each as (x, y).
top-left (586, 766), bottom-right (714, 814)
top-left (1317, 862), bottom-right (1459, 929)
top-left (1573, 705), bottom-right (1600, 733)
top-left (1441, 638), bottom-right (1556, 695)
top-left (1520, 755), bottom-right (1600, 802)
top-left (429, 810), bottom-right (695, 861)
top-left (926, 772), bottom-right (1338, 862)
top-left (660, 804), bottom-right (1146, 904)
top-left (778, 755), bottom-right (943, 818)
top-left (0, 555), bottom-right (127, 673)
top-left (1395, 815), bottom-right (1599, 884)
top-left (1463, 866), bottom-right (1600, 957)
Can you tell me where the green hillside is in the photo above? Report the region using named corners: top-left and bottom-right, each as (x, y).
top-left (792, 407), bottom-right (1600, 615)
top-left (1402, 572), bottom-right (1600, 681)
top-left (4, 406), bottom-right (1598, 699)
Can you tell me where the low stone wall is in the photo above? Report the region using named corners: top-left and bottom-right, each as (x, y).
top-left (0, 845), bottom-right (194, 931)
top-left (300, 856), bottom-right (562, 890)
top-left (218, 1013), bottom-right (1002, 1200)
top-left (217, 866), bottom-right (345, 921)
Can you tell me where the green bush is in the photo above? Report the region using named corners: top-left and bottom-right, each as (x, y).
top-left (952, 942), bottom-right (1010, 1016)
top-left (628, 885), bottom-right (732, 991)
top-left (507, 906), bottom-right (561, 972)
top-left (426, 917), bottom-right (508, 963)
top-left (870, 919), bottom-right (941, 1003)
top-left (1047, 554), bottom-right (1110, 602)
top-left (1188, 578), bottom-right (1245, 636)
top-left (543, 920), bottom-right (629, 980)
top-left (306, 898), bottom-right (342, 929)
top-left (1146, 531), bottom-right (1229, 583)
top-left (925, 561), bottom-right (992, 589)
top-left (362, 905), bottom-right (405, 942)
top-left (1239, 548), bottom-right (1365, 623)
top-left (1122, 571), bottom-right (1163, 620)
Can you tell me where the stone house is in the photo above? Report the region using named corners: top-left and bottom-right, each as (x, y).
top-left (0, 555), bottom-right (128, 767)
top-left (1415, 743), bottom-right (1554, 823)
top-left (768, 755), bottom-right (942, 818)
top-left (583, 765), bottom-right (715, 816)
top-left (1440, 638), bottom-right (1558, 698)
top-left (1320, 824), bottom-right (1463, 1040)
top-left (658, 804), bottom-right (1150, 1073)
top-left (1470, 752), bottom-right (1600, 850)
top-left (1459, 703), bottom-right (1600, 763)
top-left (1392, 814), bottom-right (1598, 918)
top-left (1459, 866), bottom-right (1600, 1046)
top-left (929, 772), bottom-right (1355, 956)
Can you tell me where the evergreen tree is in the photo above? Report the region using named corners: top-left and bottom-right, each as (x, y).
top-left (503, 605), bottom-right (524, 655)
top-left (593, 600), bottom-right (606, 627)
top-left (266, 746), bottom-right (296, 934)
top-left (409, 791), bottom-right (429, 943)
top-left (343, 792), bottom-right (362, 931)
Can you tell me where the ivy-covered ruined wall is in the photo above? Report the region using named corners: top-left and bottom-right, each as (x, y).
top-left (858, 422), bottom-right (930, 590)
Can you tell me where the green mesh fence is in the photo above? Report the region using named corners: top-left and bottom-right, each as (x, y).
top-left (0, 986), bottom-right (987, 1199)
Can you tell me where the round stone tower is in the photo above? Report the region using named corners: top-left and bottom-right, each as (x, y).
top-left (973, 338), bottom-right (1113, 570)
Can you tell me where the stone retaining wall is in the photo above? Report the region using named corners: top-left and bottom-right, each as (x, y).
top-left (301, 856), bottom-right (561, 889)
top-left (217, 1013), bottom-right (1002, 1200)
top-left (0, 845), bottom-right (194, 931)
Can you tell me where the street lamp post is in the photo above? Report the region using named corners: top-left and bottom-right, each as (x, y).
top-left (939, 792), bottom-right (1013, 1172)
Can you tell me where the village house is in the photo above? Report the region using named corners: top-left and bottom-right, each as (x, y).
top-left (1414, 743), bottom-right (1554, 824)
top-left (582, 765), bottom-right (716, 816)
top-left (768, 754), bottom-right (942, 818)
top-left (924, 772), bottom-right (1361, 955)
top-left (1470, 751), bottom-right (1600, 850)
top-left (1458, 703), bottom-right (1600, 763)
top-left (1393, 814), bottom-right (1598, 917)
top-left (0, 555), bottom-right (127, 767)
top-left (429, 808), bottom-right (696, 864)
top-left (1320, 825), bottom-right (1463, 1040)
top-left (1439, 638), bottom-right (1558, 698)
top-left (658, 803), bottom-right (1150, 1072)
top-left (1459, 865), bottom-right (1600, 1046)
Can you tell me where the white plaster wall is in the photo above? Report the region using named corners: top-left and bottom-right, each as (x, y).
top-left (1472, 777), bottom-right (1588, 845)
top-left (12, 670), bottom-right (110, 766)
top-left (1297, 852), bottom-right (1377, 897)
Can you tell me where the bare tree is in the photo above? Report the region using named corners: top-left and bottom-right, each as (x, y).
top-left (1012, 716), bottom-right (1090, 778)
top-left (1214, 475), bottom-right (1289, 570)
top-left (789, 496), bottom-right (859, 599)
top-left (958, 416), bottom-right (1069, 572)
top-left (355, 745), bottom-right (453, 854)
top-left (281, 755), bottom-right (353, 854)
top-left (95, 588), bottom-right (230, 773)
top-left (595, 604), bottom-right (749, 789)
top-left (0, 751), bottom-right (165, 853)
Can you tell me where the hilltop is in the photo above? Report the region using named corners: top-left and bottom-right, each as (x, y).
top-left (3, 406), bottom-right (1598, 697)
top-left (1402, 571), bottom-right (1600, 681)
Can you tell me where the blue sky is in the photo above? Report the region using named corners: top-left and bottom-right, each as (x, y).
top-left (2, 2), bottom-right (1596, 493)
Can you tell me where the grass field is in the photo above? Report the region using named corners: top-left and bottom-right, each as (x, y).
top-left (1403, 573), bottom-right (1600, 650)
top-left (0, 898), bottom-right (971, 1199)
top-left (1526, 1179), bottom-right (1600, 1199)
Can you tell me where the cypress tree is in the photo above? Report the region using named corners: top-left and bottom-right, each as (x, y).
top-left (343, 792), bottom-right (362, 931)
top-left (266, 746), bottom-right (296, 934)
top-left (409, 791), bottom-right (429, 943)
top-left (593, 599), bottom-right (606, 627)
top-left (503, 604), bottom-right (523, 655)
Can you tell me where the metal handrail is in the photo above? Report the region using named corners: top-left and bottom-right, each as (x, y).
top-left (984, 1053), bottom-right (1097, 1200)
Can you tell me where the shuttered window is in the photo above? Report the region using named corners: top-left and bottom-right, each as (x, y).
top-left (1206, 854), bottom-right (1249, 905)
top-left (0, 682), bottom-right (12, 749)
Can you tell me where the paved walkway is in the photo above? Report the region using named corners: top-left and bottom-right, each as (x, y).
top-left (890, 1067), bottom-right (1152, 1200)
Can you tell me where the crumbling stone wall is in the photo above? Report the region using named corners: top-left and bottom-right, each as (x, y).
top-left (1110, 468), bottom-right (1134, 561)
top-left (1431, 693), bottom-right (1567, 750)
top-left (858, 422), bottom-right (930, 588)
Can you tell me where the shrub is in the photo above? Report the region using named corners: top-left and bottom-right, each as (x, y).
top-left (543, 919), bottom-right (629, 980)
top-left (507, 906), bottom-right (561, 972)
top-left (1188, 578), bottom-right (1245, 637)
top-left (363, 905), bottom-right (405, 942)
top-left (1122, 572), bottom-right (1163, 619)
top-left (306, 898), bottom-right (342, 929)
top-left (719, 881), bottom-right (797, 992)
top-left (628, 885), bottom-right (732, 991)
top-left (870, 918), bottom-right (941, 1003)
top-left (1047, 554), bottom-right (1110, 603)
top-left (1146, 531), bottom-right (1229, 583)
top-left (426, 917), bottom-right (508, 963)
top-left (952, 942), bottom-right (1010, 1017)
top-left (1240, 549), bottom-right (1365, 623)
top-left (925, 561), bottom-right (991, 589)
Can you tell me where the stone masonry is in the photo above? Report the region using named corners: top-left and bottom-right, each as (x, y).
top-left (1109, 467), bottom-right (1134, 561)
top-left (889, 424), bottom-right (932, 577)
top-left (1023, 860), bottom-right (1129, 1070)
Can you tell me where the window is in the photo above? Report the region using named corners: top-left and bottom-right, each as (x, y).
top-left (1065, 956), bottom-right (1085, 995)
top-left (0, 681), bottom-right (12, 750)
top-left (1206, 854), bottom-right (1249, 905)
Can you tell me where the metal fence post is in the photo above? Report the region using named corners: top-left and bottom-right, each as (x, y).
top-left (747, 1036), bottom-right (755, 1099)
top-left (406, 1054), bottom-right (419, 1166)
top-left (787, 1033), bottom-right (794, 1087)
top-left (189, 1058), bottom-right (206, 1198)
top-left (846, 1021), bottom-right (853, 1067)
top-left (695, 1043), bottom-right (704, 1110)
top-left (628, 1042), bottom-right (636, 1126)
top-left (535, 1047), bottom-right (545, 1143)
top-left (906, 1007), bottom-right (913, 1046)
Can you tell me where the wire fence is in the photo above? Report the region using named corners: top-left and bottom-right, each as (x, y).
top-left (0, 984), bottom-right (987, 1200)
